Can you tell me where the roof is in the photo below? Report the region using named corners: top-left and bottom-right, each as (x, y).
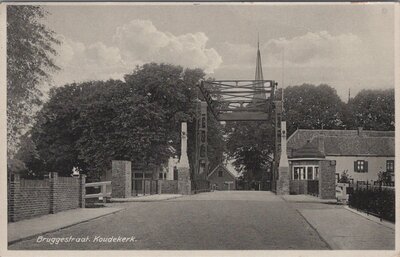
top-left (291, 140), bottom-right (325, 158)
top-left (288, 129), bottom-right (394, 157)
top-left (208, 163), bottom-right (238, 180)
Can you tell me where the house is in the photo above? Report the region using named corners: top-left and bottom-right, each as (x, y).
top-left (287, 127), bottom-right (394, 192)
top-left (208, 163), bottom-right (238, 191)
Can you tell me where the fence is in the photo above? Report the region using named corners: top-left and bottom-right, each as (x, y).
top-left (85, 181), bottom-right (112, 202)
top-left (191, 179), bottom-right (210, 194)
top-left (348, 182), bottom-right (395, 222)
top-left (8, 172), bottom-right (85, 222)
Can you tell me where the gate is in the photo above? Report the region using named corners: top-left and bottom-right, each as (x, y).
top-left (307, 180), bottom-right (319, 196)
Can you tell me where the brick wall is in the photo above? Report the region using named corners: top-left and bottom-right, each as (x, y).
top-left (319, 160), bottom-right (336, 199)
top-left (54, 176), bottom-right (81, 213)
top-left (289, 180), bottom-right (308, 194)
top-left (158, 180), bottom-right (178, 194)
top-left (111, 160), bottom-right (132, 198)
top-left (8, 172), bottom-right (85, 222)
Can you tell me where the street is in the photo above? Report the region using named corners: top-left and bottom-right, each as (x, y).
top-left (9, 191), bottom-right (334, 250)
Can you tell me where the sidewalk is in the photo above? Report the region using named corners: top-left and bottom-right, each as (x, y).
top-left (111, 194), bottom-right (182, 202)
top-left (281, 194), bottom-right (337, 204)
top-left (298, 207), bottom-right (395, 249)
top-left (8, 207), bottom-right (123, 245)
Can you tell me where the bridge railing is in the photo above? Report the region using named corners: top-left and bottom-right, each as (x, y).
top-left (85, 181), bottom-right (112, 202)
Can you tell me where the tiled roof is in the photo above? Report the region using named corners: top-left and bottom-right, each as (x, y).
top-left (291, 140), bottom-right (325, 158)
top-left (208, 163), bottom-right (238, 179)
top-left (288, 129), bottom-right (394, 157)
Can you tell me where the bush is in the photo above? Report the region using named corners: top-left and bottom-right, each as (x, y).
top-left (349, 186), bottom-right (395, 222)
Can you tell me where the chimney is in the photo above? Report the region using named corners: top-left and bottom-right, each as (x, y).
top-left (357, 127), bottom-right (363, 136)
top-left (317, 136), bottom-right (325, 154)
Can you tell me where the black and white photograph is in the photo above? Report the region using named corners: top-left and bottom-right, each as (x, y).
top-left (2, 2), bottom-right (398, 254)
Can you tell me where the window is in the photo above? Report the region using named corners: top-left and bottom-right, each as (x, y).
top-left (292, 166), bottom-right (319, 180)
top-left (173, 167), bottom-right (178, 180)
top-left (354, 160), bottom-right (368, 173)
top-left (134, 173), bottom-right (144, 179)
top-left (307, 167), bottom-right (313, 180)
top-left (218, 169), bottom-right (223, 177)
top-left (386, 160), bottom-right (394, 173)
top-left (314, 167), bottom-right (319, 179)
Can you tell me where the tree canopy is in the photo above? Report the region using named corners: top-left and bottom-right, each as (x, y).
top-left (225, 121), bottom-right (274, 181)
top-left (349, 89), bottom-right (394, 131)
top-left (23, 63), bottom-right (224, 179)
top-left (7, 6), bottom-right (60, 157)
top-left (281, 84), bottom-right (347, 136)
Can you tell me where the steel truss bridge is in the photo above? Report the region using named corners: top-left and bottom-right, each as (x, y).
top-left (193, 79), bottom-right (283, 185)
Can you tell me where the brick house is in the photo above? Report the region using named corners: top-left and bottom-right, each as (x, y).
top-left (208, 163), bottom-right (238, 191)
top-left (287, 128), bottom-right (395, 193)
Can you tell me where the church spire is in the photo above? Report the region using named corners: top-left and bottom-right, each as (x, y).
top-left (255, 36), bottom-right (263, 81)
top-left (254, 36), bottom-right (265, 100)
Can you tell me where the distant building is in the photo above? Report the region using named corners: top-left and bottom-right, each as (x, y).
top-left (208, 163), bottom-right (238, 191)
top-left (287, 127), bottom-right (395, 189)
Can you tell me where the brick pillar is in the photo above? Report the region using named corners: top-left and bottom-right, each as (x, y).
top-left (277, 121), bottom-right (290, 195)
top-left (177, 166), bottom-right (191, 195)
top-left (49, 172), bottom-right (58, 214)
top-left (8, 173), bottom-right (20, 222)
top-left (319, 160), bottom-right (336, 199)
top-left (112, 160), bottom-right (132, 198)
top-left (79, 174), bottom-right (86, 208)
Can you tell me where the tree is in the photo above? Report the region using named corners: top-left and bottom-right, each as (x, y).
top-left (7, 6), bottom-right (60, 157)
top-left (28, 63), bottom-right (225, 179)
top-left (225, 121), bottom-right (274, 181)
top-left (281, 84), bottom-right (347, 136)
top-left (349, 89), bottom-right (394, 131)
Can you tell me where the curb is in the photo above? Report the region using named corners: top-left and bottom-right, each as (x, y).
top-left (111, 195), bottom-right (183, 203)
top-left (295, 209), bottom-right (333, 250)
top-left (280, 195), bottom-right (337, 204)
top-left (8, 208), bottom-right (124, 246)
top-left (344, 206), bottom-right (395, 230)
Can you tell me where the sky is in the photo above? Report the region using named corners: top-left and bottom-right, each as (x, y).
top-left (41, 3), bottom-right (395, 101)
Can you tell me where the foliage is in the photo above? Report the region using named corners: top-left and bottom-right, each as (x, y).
top-left (280, 84), bottom-right (347, 136)
top-left (338, 170), bottom-right (351, 183)
top-left (348, 89), bottom-right (394, 131)
top-left (27, 63), bottom-right (224, 180)
top-left (377, 171), bottom-right (393, 184)
top-left (7, 6), bottom-right (60, 157)
top-left (224, 121), bottom-right (274, 181)
top-left (14, 132), bottom-right (45, 178)
top-left (349, 186), bottom-right (395, 222)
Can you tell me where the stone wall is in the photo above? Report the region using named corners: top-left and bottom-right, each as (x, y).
top-left (8, 172), bottom-right (85, 222)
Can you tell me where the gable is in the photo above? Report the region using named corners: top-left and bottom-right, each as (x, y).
top-left (208, 164), bottom-right (237, 180)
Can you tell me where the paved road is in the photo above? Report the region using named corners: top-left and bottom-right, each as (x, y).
top-left (10, 191), bottom-right (331, 250)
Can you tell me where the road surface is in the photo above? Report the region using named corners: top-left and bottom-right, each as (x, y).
top-left (9, 191), bottom-right (331, 250)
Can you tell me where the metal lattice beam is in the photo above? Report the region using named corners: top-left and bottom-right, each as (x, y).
top-left (198, 79), bottom-right (277, 121)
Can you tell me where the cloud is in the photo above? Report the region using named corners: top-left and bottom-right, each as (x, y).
top-left (52, 19), bottom-right (222, 87)
top-left (264, 31), bottom-right (367, 68)
top-left (214, 31), bottom-right (391, 100)
top-left (113, 20), bottom-right (222, 73)
top-left (53, 35), bottom-right (127, 86)
top-left (218, 31), bottom-right (367, 69)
